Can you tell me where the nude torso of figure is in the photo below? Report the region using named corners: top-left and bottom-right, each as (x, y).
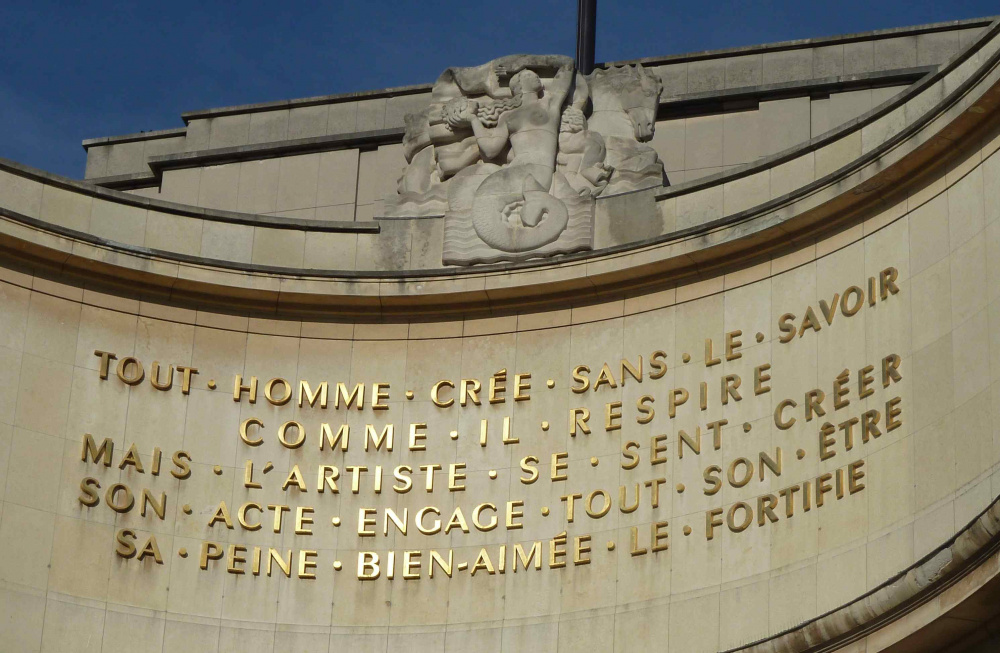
top-left (489, 66), bottom-right (573, 188)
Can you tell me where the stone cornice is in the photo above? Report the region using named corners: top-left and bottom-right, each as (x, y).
top-left (0, 158), bottom-right (379, 234)
top-left (0, 19), bottom-right (997, 318)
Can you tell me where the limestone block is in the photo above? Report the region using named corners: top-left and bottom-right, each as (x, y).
top-left (40, 597), bottom-right (106, 652)
top-left (355, 98), bottom-right (387, 132)
top-left (145, 210), bottom-right (204, 256)
top-left (720, 579), bottom-right (770, 647)
top-left (725, 54), bottom-right (763, 88)
top-left (408, 217), bottom-right (445, 269)
top-left (445, 627), bottom-right (501, 653)
top-left (557, 614), bottom-right (614, 652)
top-left (273, 630), bottom-right (331, 651)
top-left (947, 166), bottom-right (985, 249)
top-left (375, 143), bottom-right (407, 200)
top-left (829, 89), bottom-right (873, 130)
top-left (198, 163), bottom-right (241, 212)
top-left (649, 118), bottom-right (684, 180)
top-left (251, 227), bottom-right (305, 268)
top-left (762, 48), bottom-right (813, 84)
top-left (954, 388), bottom-right (992, 485)
top-left (908, 193), bottom-right (949, 276)
top-left (184, 119), bottom-right (211, 151)
top-left (811, 96), bottom-right (830, 136)
top-left (675, 184), bottom-right (723, 230)
top-left (594, 188), bottom-right (662, 247)
top-left (182, 386), bottom-right (242, 466)
top-left (208, 114), bottom-right (251, 149)
top-left (276, 154), bottom-right (321, 212)
top-left (911, 329), bottom-right (954, 425)
top-left (447, 544), bottom-right (507, 620)
top-left (161, 619), bottom-right (221, 653)
top-left (769, 565), bottom-right (818, 633)
top-left (220, 565), bottom-right (281, 623)
top-left (272, 207), bottom-right (315, 220)
top-left (40, 185), bottom-right (92, 232)
top-left (89, 200), bottom-right (148, 246)
top-left (816, 546), bottom-right (868, 614)
top-left (46, 516), bottom-right (113, 600)
top-left (955, 476), bottom-right (993, 527)
top-left (687, 58), bottom-right (726, 94)
top-left (0, 170), bottom-right (44, 217)
top-left (814, 43), bottom-right (845, 78)
top-left (5, 428), bottom-right (63, 511)
top-left (354, 149), bottom-right (380, 209)
top-left (0, 347), bottom-right (22, 427)
top-left (683, 114), bottom-right (724, 170)
top-left (613, 603), bottom-right (671, 652)
top-left (759, 97), bottom-right (811, 156)
top-left (844, 40), bottom-right (875, 75)
top-left (723, 170), bottom-right (770, 215)
top-left (134, 314), bottom-right (194, 366)
top-left (951, 236), bottom-right (988, 328)
top-left (0, 586), bottom-right (46, 651)
top-left (387, 631), bottom-right (446, 653)
top-left (159, 167), bottom-right (202, 205)
top-left (651, 63), bottom-right (685, 99)
top-left (303, 231), bottom-right (358, 270)
top-left (218, 626), bottom-right (274, 653)
top-left (326, 101), bottom-right (358, 134)
top-left (670, 593), bottom-right (720, 652)
top-left (24, 291), bottom-right (81, 365)
top-left (386, 93), bottom-right (431, 128)
top-left (317, 149), bottom-right (359, 208)
top-left (866, 523), bottom-right (914, 590)
top-left (101, 610), bottom-right (166, 653)
top-left (143, 134), bottom-right (186, 161)
top-left (106, 140), bottom-right (146, 176)
top-left (722, 109), bottom-right (760, 166)
top-left (960, 26), bottom-right (989, 50)
top-left (200, 221), bottom-right (253, 263)
top-left (288, 105), bottom-right (329, 140)
top-left (84, 144), bottom-right (110, 178)
top-left (15, 354), bottom-right (73, 437)
top-left (872, 84), bottom-right (906, 106)
top-left (815, 129), bottom-right (861, 178)
top-left (873, 36), bottom-right (918, 71)
top-left (237, 159), bottom-right (280, 214)
top-left (248, 109), bottom-right (290, 144)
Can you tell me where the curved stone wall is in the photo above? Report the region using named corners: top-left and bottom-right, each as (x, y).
top-left (1, 123), bottom-right (999, 650)
top-left (2, 16), bottom-right (1000, 653)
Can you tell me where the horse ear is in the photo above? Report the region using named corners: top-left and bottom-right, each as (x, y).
top-left (637, 64), bottom-right (663, 95)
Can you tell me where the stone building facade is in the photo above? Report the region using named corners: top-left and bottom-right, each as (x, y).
top-left (1, 15), bottom-right (1000, 653)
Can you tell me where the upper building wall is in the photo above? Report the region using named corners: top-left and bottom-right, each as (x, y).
top-left (80, 19), bottom-right (991, 207)
top-left (121, 85), bottom-right (910, 222)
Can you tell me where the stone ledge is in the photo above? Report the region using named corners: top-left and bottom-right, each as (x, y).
top-left (145, 127), bottom-right (405, 173)
top-left (658, 66), bottom-right (931, 111)
top-left (179, 83), bottom-right (434, 123)
top-left (85, 171), bottom-right (158, 190)
top-left (81, 127), bottom-right (187, 149)
top-left (0, 157), bottom-right (380, 233)
top-left (612, 16), bottom-right (996, 67)
top-left (81, 18), bottom-right (993, 153)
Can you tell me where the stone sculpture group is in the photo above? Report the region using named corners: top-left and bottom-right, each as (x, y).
top-left (382, 55), bottom-right (665, 265)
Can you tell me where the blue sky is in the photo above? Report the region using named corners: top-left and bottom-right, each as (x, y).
top-left (1, 1), bottom-right (996, 178)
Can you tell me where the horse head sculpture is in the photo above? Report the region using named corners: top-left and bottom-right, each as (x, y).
top-left (587, 64), bottom-right (663, 142)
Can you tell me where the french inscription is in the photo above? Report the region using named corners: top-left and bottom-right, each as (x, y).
top-left (77, 267), bottom-right (903, 582)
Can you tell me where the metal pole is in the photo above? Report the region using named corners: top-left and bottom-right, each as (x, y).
top-left (576, 0), bottom-right (596, 74)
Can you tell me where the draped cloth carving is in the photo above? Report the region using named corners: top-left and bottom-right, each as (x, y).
top-left (382, 55), bottom-right (665, 265)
